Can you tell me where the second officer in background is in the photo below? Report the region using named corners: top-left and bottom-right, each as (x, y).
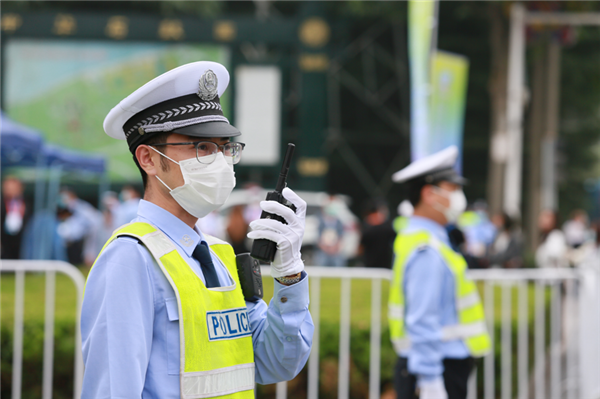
top-left (388, 146), bottom-right (490, 399)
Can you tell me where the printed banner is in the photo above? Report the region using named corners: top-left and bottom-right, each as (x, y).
top-left (428, 51), bottom-right (469, 172)
top-left (408, 0), bottom-right (437, 161)
top-left (4, 39), bottom-right (230, 181)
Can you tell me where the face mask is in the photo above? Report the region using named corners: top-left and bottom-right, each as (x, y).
top-left (150, 147), bottom-right (236, 218)
top-left (432, 187), bottom-right (467, 224)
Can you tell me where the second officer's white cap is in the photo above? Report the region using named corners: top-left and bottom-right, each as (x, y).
top-left (392, 145), bottom-right (467, 185)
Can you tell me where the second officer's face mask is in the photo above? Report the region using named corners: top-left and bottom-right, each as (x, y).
top-left (432, 186), bottom-right (467, 224)
top-left (150, 146), bottom-right (236, 218)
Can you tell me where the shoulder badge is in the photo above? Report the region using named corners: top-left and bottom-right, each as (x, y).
top-left (197, 69), bottom-right (219, 101)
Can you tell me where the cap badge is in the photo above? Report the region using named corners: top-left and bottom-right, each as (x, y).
top-left (197, 69), bottom-right (218, 101)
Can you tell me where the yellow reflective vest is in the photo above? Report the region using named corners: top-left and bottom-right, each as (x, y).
top-left (388, 230), bottom-right (491, 357)
top-left (91, 222), bottom-right (255, 399)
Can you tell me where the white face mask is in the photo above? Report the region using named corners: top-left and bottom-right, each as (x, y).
top-left (432, 186), bottom-right (467, 224)
top-left (150, 147), bottom-right (236, 218)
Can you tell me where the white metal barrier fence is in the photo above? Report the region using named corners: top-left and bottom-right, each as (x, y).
top-left (1, 260), bottom-right (84, 399)
top-left (2, 261), bottom-right (599, 399)
top-left (266, 264), bottom-right (600, 399)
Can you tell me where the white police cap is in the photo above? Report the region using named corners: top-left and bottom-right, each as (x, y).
top-left (103, 61), bottom-right (240, 152)
top-left (392, 145), bottom-right (467, 185)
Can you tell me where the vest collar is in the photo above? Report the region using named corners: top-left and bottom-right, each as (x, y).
top-left (136, 200), bottom-right (201, 257)
top-left (405, 216), bottom-right (450, 246)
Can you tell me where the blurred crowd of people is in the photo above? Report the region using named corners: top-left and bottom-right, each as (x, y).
top-left (0, 175), bottom-right (142, 266)
top-left (2, 174), bottom-right (600, 270)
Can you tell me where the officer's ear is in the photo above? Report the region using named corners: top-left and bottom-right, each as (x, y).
top-left (420, 184), bottom-right (435, 206)
top-left (135, 144), bottom-right (160, 177)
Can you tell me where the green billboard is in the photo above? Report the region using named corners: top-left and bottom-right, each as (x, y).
top-left (5, 39), bottom-right (230, 181)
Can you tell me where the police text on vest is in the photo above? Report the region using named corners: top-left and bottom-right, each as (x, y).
top-left (206, 307), bottom-right (252, 341)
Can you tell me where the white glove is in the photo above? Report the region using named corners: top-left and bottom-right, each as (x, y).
top-left (247, 187), bottom-right (306, 278)
top-left (418, 377), bottom-right (448, 399)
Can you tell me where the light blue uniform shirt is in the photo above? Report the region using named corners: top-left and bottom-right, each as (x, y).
top-left (400, 216), bottom-right (469, 380)
top-left (81, 200), bottom-right (314, 398)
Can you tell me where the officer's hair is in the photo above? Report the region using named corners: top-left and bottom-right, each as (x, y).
top-left (407, 177), bottom-right (438, 207)
top-left (133, 132), bottom-right (173, 189)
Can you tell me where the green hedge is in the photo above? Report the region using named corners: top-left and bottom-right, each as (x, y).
top-left (1, 321), bottom-right (77, 399)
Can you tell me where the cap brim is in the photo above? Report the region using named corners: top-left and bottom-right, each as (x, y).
top-left (172, 121), bottom-right (241, 138)
top-left (444, 174), bottom-right (468, 186)
top-left (427, 169), bottom-right (468, 186)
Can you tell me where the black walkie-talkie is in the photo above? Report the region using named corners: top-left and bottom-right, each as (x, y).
top-left (236, 253), bottom-right (263, 302)
top-left (250, 143), bottom-right (297, 262)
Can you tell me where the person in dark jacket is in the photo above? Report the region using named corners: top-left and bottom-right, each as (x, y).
top-left (486, 212), bottom-right (524, 268)
top-left (359, 198), bottom-right (397, 268)
top-left (1, 176), bottom-right (30, 259)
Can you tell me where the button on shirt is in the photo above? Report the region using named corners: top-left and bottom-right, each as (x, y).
top-left (400, 216), bottom-right (469, 380)
top-left (81, 200), bottom-right (314, 398)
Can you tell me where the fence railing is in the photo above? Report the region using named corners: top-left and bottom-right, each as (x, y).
top-left (265, 263), bottom-right (600, 399)
top-left (3, 260), bottom-right (599, 399)
top-left (1, 260), bottom-right (84, 399)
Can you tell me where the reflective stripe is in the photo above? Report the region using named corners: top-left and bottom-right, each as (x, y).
top-left (388, 304), bottom-right (404, 320)
top-left (428, 236), bottom-right (442, 250)
top-left (441, 321), bottom-right (487, 341)
top-left (392, 321), bottom-right (487, 352)
top-left (391, 338), bottom-right (411, 354)
top-left (143, 231), bottom-right (178, 258)
top-left (182, 363), bottom-right (255, 399)
top-left (457, 292), bottom-right (481, 310)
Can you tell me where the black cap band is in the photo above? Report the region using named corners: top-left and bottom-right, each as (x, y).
top-left (123, 94), bottom-right (229, 151)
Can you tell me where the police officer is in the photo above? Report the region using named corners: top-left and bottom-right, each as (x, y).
top-left (81, 61), bottom-right (314, 398)
top-left (388, 146), bottom-right (490, 399)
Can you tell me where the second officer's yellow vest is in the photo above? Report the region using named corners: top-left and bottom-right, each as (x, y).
top-left (93, 222), bottom-right (255, 399)
top-left (388, 230), bottom-right (491, 357)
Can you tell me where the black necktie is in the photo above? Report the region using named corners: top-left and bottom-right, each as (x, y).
top-left (193, 241), bottom-right (220, 288)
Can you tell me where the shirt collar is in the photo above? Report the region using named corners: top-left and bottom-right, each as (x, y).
top-left (404, 215), bottom-right (450, 246)
top-left (136, 200), bottom-right (202, 256)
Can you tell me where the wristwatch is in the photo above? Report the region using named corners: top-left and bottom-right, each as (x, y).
top-left (275, 273), bottom-right (302, 286)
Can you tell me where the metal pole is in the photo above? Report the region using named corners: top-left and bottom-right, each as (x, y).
top-left (517, 281), bottom-right (528, 399)
top-left (369, 278), bottom-right (382, 399)
top-left (307, 276), bottom-right (321, 399)
top-left (564, 279), bottom-right (577, 399)
top-left (484, 282), bottom-right (495, 399)
top-left (338, 277), bottom-right (351, 399)
top-left (42, 271), bottom-right (57, 399)
top-left (534, 281), bottom-right (546, 399)
top-left (11, 270), bottom-right (25, 399)
top-left (550, 283), bottom-right (561, 399)
top-left (541, 40), bottom-right (561, 211)
top-left (275, 381), bottom-right (287, 399)
top-left (503, 2), bottom-right (526, 218)
top-left (467, 367), bottom-right (476, 399)
top-left (526, 45), bottom-right (546, 251)
top-left (501, 283), bottom-right (512, 399)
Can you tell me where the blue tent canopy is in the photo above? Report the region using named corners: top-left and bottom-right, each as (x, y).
top-left (1, 112), bottom-right (106, 173)
top-left (43, 144), bottom-right (106, 174)
top-left (0, 112), bottom-right (45, 168)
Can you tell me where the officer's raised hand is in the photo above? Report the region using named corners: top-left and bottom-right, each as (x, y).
top-left (247, 187), bottom-right (306, 281)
